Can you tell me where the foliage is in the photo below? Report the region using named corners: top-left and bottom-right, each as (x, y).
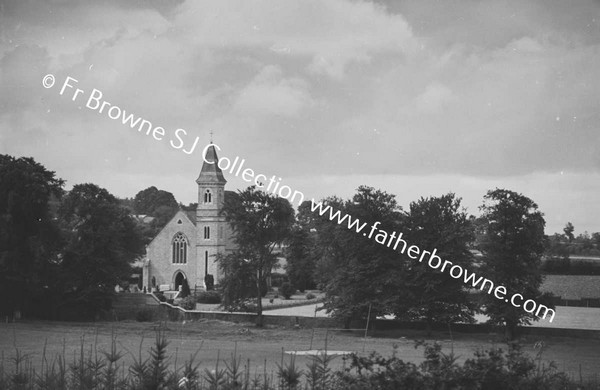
top-left (270, 273), bottom-right (286, 288)
top-left (181, 296), bottom-right (197, 310)
top-left (332, 341), bottom-right (574, 390)
top-left (542, 258), bottom-right (600, 275)
top-left (544, 230), bottom-right (600, 260)
top-left (155, 292), bottom-right (166, 302)
top-left (180, 277), bottom-right (191, 298)
top-left (280, 282), bottom-right (295, 300)
top-left (563, 222), bottom-right (575, 243)
top-left (133, 186), bottom-right (178, 219)
top-left (0, 155), bottom-right (64, 318)
top-left (196, 291), bottom-right (221, 304)
top-left (204, 273), bottom-right (214, 291)
top-left (58, 183), bottom-right (146, 319)
top-left (277, 353), bottom-right (303, 390)
top-left (218, 186), bottom-right (295, 326)
top-left (306, 292), bottom-right (316, 300)
top-left (217, 252), bottom-right (257, 311)
top-left (312, 187), bottom-right (407, 327)
top-left (284, 225), bottom-right (316, 292)
top-left (394, 193), bottom-right (477, 332)
top-left (477, 189), bottom-right (553, 339)
top-left (0, 331), bottom-right (592, 390)
top-left (132, 186), bottom-right (179, 242)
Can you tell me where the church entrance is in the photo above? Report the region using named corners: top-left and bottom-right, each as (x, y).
top-left (174, 271), bottom-right (186, 291)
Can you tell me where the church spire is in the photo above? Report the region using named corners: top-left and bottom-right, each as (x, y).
top-left (197, 143), bottom-right (227, 184)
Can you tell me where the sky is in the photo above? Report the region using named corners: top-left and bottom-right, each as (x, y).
top-left (0, 0), bottom-right (599, 235)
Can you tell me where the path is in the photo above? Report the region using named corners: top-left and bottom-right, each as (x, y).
top-left (266, 304), bottom-right (600, 330)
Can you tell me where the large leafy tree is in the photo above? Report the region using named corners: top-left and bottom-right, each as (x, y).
top-left (315, 186), bottom-right (407, 327)
top-left (218, 186), bottom-right (294, 326)
top-left (58, 183), bottom-right (145, 319)
top-left (0, 155), bottom-right (64, 318)
top-left (395, 193), bottom-right (476, 333)
top-left (284, 201), bottom-right (317, 292)
top-left (478, 188), bottom-right (552, 339)
top-left (133, 186), bottom-right (178, 229)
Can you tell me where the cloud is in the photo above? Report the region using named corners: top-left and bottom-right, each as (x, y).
top-left (172, 0), bottom-right (415, 78)
top-left (233, 65), bottom-right (312, 117)
top-left (415, 83), bottom-right (455, 114)
top-left (1, 0), bottom-right (599, 232)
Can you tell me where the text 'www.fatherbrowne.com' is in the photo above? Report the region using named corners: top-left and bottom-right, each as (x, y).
top-left (308, 200), bottom-right (556, 323)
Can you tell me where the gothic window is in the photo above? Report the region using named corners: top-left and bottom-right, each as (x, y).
top-left (204, 189), bottom-right (212, 204)
top-left (172, 232), bottom-right (187, 264)
top-left (204, 226), bottom-right (210, 239)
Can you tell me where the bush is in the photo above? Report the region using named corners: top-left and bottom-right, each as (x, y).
top-left (240, 302), bottom-right (257, 313)
top-left (197, 291), bottom-right (221, 304)
top-left (280, 283), bottom-right (295, 300)
top-left (271, 273), bottom-right (286, 288)
top-left (180, 278), bottom-right (191, 298)
top-left (306, 292), bottom-right (316, 300)
top-left (181, 296), bottom-right (197, 310)
top-left (135, 308), bottom-right (154, 322)
top-left (155, 292), bottom-right (166, 302)
top-left (204, 274), bottom-right (215, 291)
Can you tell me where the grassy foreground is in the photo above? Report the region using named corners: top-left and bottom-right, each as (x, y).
top-left (0, 320), bottom-right (599, 389)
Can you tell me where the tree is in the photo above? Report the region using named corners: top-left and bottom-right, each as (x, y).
top-left (284, 202), bottom-right (317, 292)
top-left (478, 189), bottom-right (552, 339)
top-left (563, 222), bottom-right (574, 243)
top-left (218, 186), bottom-right (294, 326)
top-left (133, 186), bottom-right (178, 229)
top-left (58, 183), bottom-right (145, 319)
top-left (0, 155), bottom-right (64, 318)
top-left (396, 193), bottom-right (476, 333)
top-left (314, 186), bottom-right (407, 327)
top-left (180, 277), bottom-right (191, 298)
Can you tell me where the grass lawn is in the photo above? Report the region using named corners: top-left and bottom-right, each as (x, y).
top-left (1, 320), bottom-right (599, 383)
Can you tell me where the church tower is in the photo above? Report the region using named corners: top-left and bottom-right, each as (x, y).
top-left (196, 144), bottom-right (227, 287)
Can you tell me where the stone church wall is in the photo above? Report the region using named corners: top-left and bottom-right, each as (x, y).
top-left (145, 211), bottom-right (198, 290)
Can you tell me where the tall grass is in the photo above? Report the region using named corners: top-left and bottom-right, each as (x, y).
top-left (0, 325), bottom-right (597, 389)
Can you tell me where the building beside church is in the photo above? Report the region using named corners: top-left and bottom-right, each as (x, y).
top-left (142, 144), bottom-right (235, 292)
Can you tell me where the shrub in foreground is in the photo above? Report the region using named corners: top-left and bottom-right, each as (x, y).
top-left (0, 328), bottom-right (591, 390)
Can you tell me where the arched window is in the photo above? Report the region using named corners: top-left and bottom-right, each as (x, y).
top-left (204, 226), bottom-right (210, 239)
top-left (172, 232), bottom-right (187, 264)
top-left (204, 189), bottom-right (212, 204)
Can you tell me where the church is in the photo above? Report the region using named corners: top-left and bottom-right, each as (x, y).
top-left (142, 144), bottom-right (236, 292)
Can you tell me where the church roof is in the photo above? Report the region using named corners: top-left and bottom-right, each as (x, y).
top-left (196, 144), bottom-right (227, 184)
top-left (184, 210), bottom-right (197, 225)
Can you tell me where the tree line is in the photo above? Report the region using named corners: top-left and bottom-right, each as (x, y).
top-left (0, 154), bottom-right (561, 338)
top-left (0, 155), bottom-right (187, 320)
top-left (221, 186), bottom-right (554, 339)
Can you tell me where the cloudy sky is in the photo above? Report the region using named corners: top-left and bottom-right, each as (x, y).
top-left (1, 0), bottom-right (599, 234)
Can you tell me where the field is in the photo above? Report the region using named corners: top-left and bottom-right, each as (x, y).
top-left (1, 320), bottom-right (599, 383)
